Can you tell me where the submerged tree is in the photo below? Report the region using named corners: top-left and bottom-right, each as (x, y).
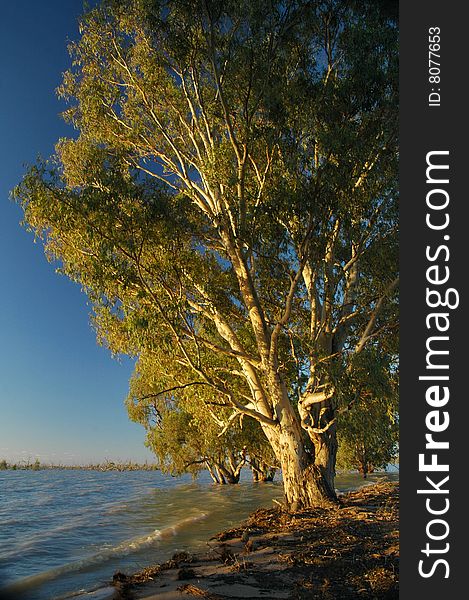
top-left (336, 348), bottom-right (399, 478)
top-left (126, 349), bottom-right (278, 483)
top-left (337, 403), bottom-right (398, 478)
top-left (14, 0), bottom-right (398, 507)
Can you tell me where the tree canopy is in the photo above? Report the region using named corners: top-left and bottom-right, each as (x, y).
top-left (14, 0), bottom-right (398, 508)
top-left (127, 348), bottom-right (277, 483)
top-left (336, 347), bottom-right (398, 477)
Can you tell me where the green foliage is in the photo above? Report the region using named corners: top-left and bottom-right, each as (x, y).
top-left (13, 0), bottom-right (398, 500)
top-left (336, 348), bottom-right (398, 477)
top-left (126, 350), bottom-right (277, 482)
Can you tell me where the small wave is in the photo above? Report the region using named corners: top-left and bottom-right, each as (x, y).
top-left (76, 486), bottom-right (106, 495)
top-left (0, 512), bottom-right (208, 595)
top-left (0, 504), bottom-right (98, 532)
top-left (34, 494), bottom-right (55, 507)
top-left (0, 517), bottom-right (23, 527)
top-left (52, 584), bottom-right (116, 600)
top-left (0, 516), bottom-right (96, 561)
top-left (103, 503), bottom-right (128, 515)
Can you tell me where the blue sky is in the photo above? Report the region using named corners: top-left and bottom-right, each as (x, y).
top-left (0, 1), bottom-right (153, 464)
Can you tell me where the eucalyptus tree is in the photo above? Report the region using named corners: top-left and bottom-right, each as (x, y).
top-left (336, 401), bottom-right (399, 478)
top-left (14, 0), bottom-right (398, 507)
top-left (126, 348), bottom-right (278, 483)
top-left (336, 347), bottom-right (399, 478)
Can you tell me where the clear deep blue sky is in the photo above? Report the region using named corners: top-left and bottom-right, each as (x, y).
top-left (0, 1), bottom-right (153, 464)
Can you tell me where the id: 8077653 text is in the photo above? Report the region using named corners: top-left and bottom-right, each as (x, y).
top-left (428, 27), bottom-right (441, 107)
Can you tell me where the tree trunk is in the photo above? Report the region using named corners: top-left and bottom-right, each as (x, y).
top-left (359, 459), bottom-right (368, 479)
top-left (206, 461), bottom-right (220, 484)
top-left (212, 461), bottom-right (242, 484)
top-left (250, 458), bottom-right (276, 482)
top-left (278, 433), bottom-right (337, 510)
top-left (214, 464), bottom-right (227, 484)
top-left (262, 470), bottom-right (276, 482)
top-left (310, 424), bottom-right (338, 498)
top-left (251, 469), bottom-right (260, 482)
top-left (264, 406), bottom-right (338, 510)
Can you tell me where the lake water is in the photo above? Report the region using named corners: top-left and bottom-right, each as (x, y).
top-left (0, 468), bottom-right (398, 599)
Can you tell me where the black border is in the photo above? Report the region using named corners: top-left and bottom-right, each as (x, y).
top-left (400, 1), bottom-right (467, 596)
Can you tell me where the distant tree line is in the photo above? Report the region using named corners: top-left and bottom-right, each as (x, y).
top-left (0, 459), bottom-right (158, 472)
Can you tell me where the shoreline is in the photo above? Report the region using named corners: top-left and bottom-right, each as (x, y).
top-left (105, 480), bottom-right (398, 600)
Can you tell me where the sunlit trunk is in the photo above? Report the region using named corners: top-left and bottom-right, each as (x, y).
top-left (263, 392), bottom-right (338, 509)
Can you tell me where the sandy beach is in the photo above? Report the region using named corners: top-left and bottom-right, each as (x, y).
top-left (99, 480), bottom-right (398, 600)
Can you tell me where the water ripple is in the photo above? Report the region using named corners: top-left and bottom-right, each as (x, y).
top-left (0, 468), bottom-right (397, 600)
